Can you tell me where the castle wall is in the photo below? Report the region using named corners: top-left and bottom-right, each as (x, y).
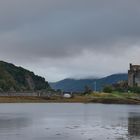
top-left (128, 64), bottom-right (140, 87)
top-left (135, 72), bottom-right (140, 87)
top-left (128, 70), bottom-right (134, 87)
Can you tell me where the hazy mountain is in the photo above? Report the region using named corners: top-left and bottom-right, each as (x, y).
top-left (0, 61), bottom-right (51, 92)
top-left (50, 74), bottom-right (128, 92)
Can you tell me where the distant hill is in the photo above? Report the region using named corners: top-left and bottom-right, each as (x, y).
top-left (0, 61), bottom-right (51, 92)
top-left (50, 74), bottom-right (128, 92)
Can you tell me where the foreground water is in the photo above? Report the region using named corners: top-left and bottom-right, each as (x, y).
top-left (0, 103), bottom-right (140, 140)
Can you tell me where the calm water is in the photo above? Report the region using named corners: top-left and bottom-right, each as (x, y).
top-left (0, 103), bottom-right (140, 140)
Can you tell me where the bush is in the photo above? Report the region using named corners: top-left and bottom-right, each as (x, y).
top-left (128, 87), bottom-right (140, 93)
top-left (103, 86), bottom-right (113, 93)
top-left (84, 85), bottom-right (92, 94)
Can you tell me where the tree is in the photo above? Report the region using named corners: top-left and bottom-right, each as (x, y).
top-left (103, 85), bottom-right (113, 93)
top-left (84, 85), bottom-right (92, 94)
top-left (128, 86), bottom-right (140, 93)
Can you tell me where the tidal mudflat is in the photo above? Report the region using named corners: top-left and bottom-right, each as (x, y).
top-left (0, 103), bottom-right (139, 140)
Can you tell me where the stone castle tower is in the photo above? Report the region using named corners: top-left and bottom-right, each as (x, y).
top-left (128, 64), bottom-right (140, 87)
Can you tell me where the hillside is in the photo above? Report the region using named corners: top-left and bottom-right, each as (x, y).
top-left (0, 61), bottom-right (51, 92)
top-left (50, 74), bottom-right (128, 92)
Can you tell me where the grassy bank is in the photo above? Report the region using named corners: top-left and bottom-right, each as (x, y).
top-left (86, 92), bottom-right (140, 104)
top-left (0, 92), bottom-right (140, 104)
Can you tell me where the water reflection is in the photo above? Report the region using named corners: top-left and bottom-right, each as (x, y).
top-left (128, 112), bottom-right (140, 136)
top-left (0, 104), bottom-right (139, 140)
top-left (0, 113), bottom-right (31, 130)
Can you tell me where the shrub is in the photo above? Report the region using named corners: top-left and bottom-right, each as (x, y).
top-left (83, 85), bottom-right (92, 95)
top-left (128, 87), bottom-right (140, 93)
top-left (103, 86), bottom-right (113, 93)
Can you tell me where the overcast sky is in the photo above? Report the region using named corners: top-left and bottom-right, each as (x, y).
top-left (0, 0), bottom-right (140, 82)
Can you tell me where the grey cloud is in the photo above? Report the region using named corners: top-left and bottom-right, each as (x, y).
top-left (0, 0), bottom-right (140, 81)
top-left (0, 0), bottom-right (140, 56)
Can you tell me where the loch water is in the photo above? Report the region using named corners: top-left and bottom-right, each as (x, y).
top-left (0, 103), bottom-right (140, 140)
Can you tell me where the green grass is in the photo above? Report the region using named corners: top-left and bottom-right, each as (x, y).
top-left (84, 92), bottom-right (140, 104)
top-left (87, 92), bottom-right (140, 100)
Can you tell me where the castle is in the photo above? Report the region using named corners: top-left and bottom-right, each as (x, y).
top-left (128, 64), bottom-right (140, 87)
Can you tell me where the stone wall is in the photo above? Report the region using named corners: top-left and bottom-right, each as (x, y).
top-left (0, 92), bottom-right (51, 96)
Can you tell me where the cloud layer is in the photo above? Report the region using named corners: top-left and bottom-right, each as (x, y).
top-left (0, 0), bottom-right (140, 81)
